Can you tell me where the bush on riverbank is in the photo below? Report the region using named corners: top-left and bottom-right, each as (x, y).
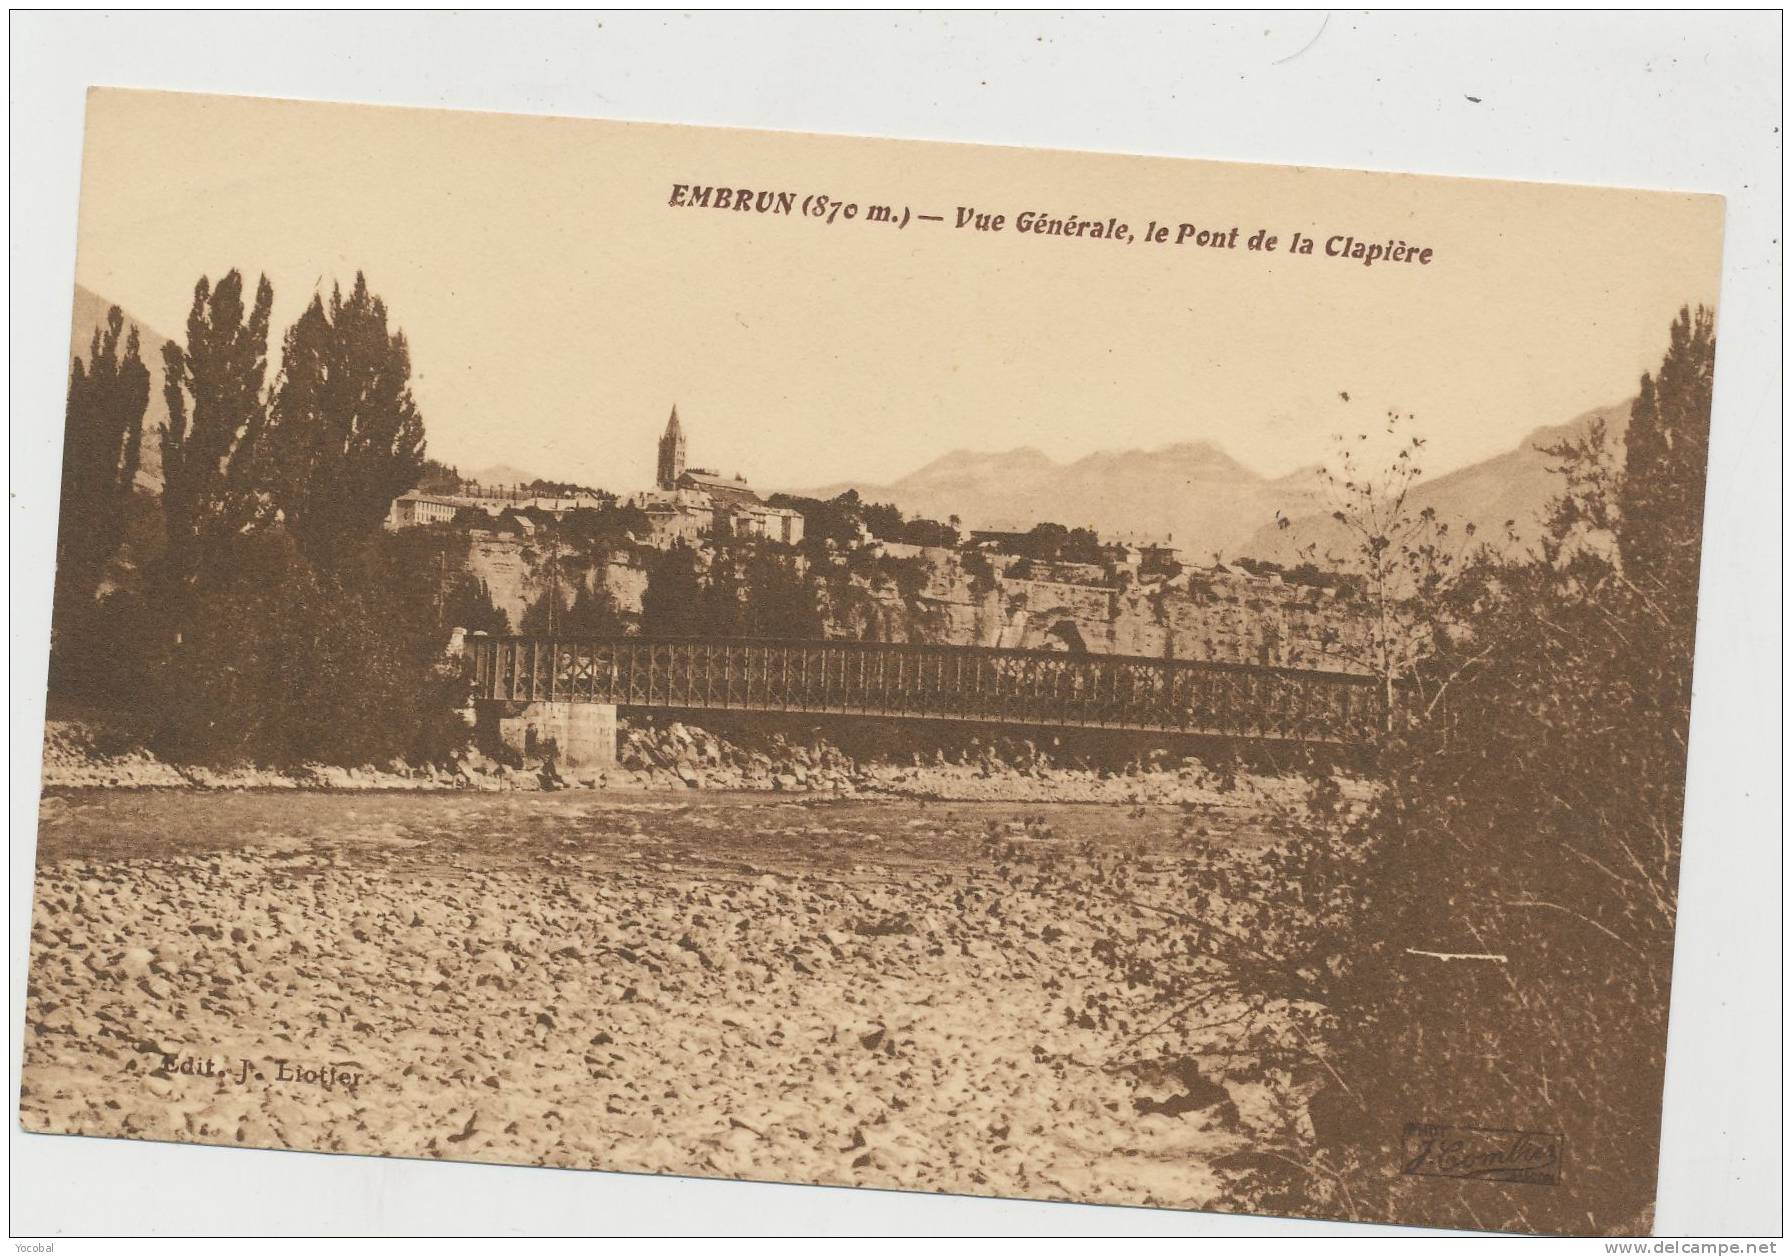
top-left (986, 310), bottom-right (1713, 1234)
top-left (1317, 315), bottom-right (1708, 1233)
top-left (62, 530), bottom-right (473, 771)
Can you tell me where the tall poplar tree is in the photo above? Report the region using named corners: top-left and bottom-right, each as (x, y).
top-left (268, 273), bottom-right (426, 572)
top-left (1618, 304), bottom-right (1716, 609)
top-left (58, 305), bottom-right (150, 611)
top-left (159, 270), bottom-right (276, 598)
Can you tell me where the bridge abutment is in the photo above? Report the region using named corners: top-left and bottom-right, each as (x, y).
top-left (475, 700), bottom-right (617, 774)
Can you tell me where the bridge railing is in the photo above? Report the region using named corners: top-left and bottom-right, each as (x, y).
top-left (469, 636), bottom-right (1383, 744)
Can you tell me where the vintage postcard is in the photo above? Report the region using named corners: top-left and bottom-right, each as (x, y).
top-left (25, 89), bottom-right (1724, 1235)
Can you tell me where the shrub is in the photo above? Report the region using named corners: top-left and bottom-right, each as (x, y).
top-left (150, 531), bottom-right (471, 767)
top-left (986, 311), bottom-right (1711, 1234)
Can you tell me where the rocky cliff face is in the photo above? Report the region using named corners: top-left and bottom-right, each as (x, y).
top-left (919, 569), bottom-right (1369, 672)
top-left (456, 533), bottom-right (1373, 673)
top-left (460, 535), bottom-right (647, 629)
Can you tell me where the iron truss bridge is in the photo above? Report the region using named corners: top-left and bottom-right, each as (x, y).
top-left (470, 636), bottom-right (1383, 745)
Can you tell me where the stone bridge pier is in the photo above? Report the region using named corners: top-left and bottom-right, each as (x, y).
top-left (475, 700), bottom-right (618, 774)
top-left (457, 628), bottom-right (618, 774)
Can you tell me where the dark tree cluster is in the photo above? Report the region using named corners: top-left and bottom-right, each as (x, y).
top-left (524, 478), bottom-right (610, 498)
top-left (638, 541), bottom-right (823, 640)
top-left (415, 458), bottom-right (463, 494)
top-left (765, 488), bottom-right (959, 554)
top-left (555, 502), bottom-right (649, 548)
top-left (520, 578), bottom-right (626, 638)
top-left (990, 521), bottom-right (1104, 565)
top-left (984, 306), bottom-right (1718, 1234)
top-left (148, 530), bottom-right (470, 767)
top-left (51, 307), bottom-right (151, 695)
top-left (53, 269), bottom-right (472, 767)
top-left (267, 274), bottom-right (427, 572)
top-left (858, 498), bottom-right (906, 541)
top-left (1306, 320), bottom-right (1717, 1230)
top-left (639, 543), bottom-right (705, 636)
top-left (1616, 305), bottom-right (1714, 614)
top-left (159, 271), bottom-right (278, 604)
top-left (887, 515), bottom-right (961, 548)
top-left (443, 573), bottom-right (510, 636)
top-left (765, 490), bottom-right (866, 549)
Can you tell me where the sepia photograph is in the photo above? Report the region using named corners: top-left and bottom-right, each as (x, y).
top-left (14, 70), bottom-right (1750, 1239)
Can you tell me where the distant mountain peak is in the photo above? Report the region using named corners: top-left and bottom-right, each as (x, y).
top-left (803, 399), bottom-right (1639, 565)
top-left (917, 445), bottom-right (1054, 470)
top-left (1239, 397), bottom-right (1640, 565)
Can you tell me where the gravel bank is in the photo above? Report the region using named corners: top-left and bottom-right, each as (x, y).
top-left (21, 791), bottom-right (1317, 1214)
top-left (39, 712), bottom-right (1340, 810)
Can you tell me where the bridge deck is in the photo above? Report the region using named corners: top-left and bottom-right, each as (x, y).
top-left (470, 637), bottom-right (1382, 745)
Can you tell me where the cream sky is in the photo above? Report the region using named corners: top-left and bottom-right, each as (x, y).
top-left (71, 89), bottom-right (1725, 495)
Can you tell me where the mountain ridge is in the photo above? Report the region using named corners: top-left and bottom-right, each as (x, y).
top-left (803, 400), bottom-right (1635, 561)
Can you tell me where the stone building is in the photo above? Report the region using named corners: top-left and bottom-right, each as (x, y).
top-left (724, 499), bottom-right (805, 544)
top-left (638, 489), bottom-right (714, 547)
top-left (635, 406), bottom-right (805, 546)
top-left (387, 491), bottom-right (463, 527)
top-left (387, 488), bottom-right (612, 530)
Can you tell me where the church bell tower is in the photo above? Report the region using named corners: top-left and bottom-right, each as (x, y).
top-left (656, 405), bottom-right (686, 490)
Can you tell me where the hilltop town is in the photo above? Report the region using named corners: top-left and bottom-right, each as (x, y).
top-left (385, 406), bottom-right (1374, 674)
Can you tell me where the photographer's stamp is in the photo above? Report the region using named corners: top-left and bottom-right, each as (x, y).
top-left (1402, 1123), bottom-right (1565, 1187)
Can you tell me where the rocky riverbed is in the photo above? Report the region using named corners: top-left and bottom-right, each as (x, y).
top-left (21, 788), bottom-right (1330, 1215)
top-left (39, 711), bottom-right (1336, 810)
